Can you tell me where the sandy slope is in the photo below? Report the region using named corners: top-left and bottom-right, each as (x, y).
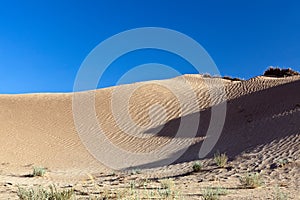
top-left (0, 74), bottom-right (299, 199)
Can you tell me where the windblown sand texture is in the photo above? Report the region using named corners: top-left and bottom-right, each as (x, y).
top-left (0, 75), bottom-right (299, 199)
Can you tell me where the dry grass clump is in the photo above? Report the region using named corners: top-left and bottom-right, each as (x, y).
top-left (263, 67), bottom-right (299, 77)
top-left (17, 185), bottom-right (74, 200)
top-left (32, 166), bottom-right (46, 177)
top-left (202, 187), bottom-right (228, 200)
top-left (125, 179), bottom-right (181, 199)
top-left (130, 168), bottom-right (141, 175)
top-left (239, 173), bottom-right (263, 189)
top-left (160, 179), bottom-right (175, 190)
top-left (272, 186), bottom-right (289, 200)
top-left (214, 152), bottom-right (228, 168)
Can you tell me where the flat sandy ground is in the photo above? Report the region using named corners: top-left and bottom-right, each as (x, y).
top-left (0, 75), bottom-right (299, 199)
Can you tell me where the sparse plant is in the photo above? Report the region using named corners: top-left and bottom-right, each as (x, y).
top-left (214, 152), bottom-right (228, 168)
top-left (160, 179), bottom-right (174, 190)
top-left (272, 186), bottom-right (288, 200)
top-left (272, 186), bottom-right (289, 200)
top-left (137, 178), bottom-right (150, 188)
top-left (203, 73), bottom-right (212, 78)
top-left (276, 159), bottom-right (289, 168)
top-left (239, 173), bottom-right (263, 189)
top-left (49, 185), bottom-right (74, 199)
top-left (202, 187), bottom-right (228, 200)
top-left (17, 185), bottom-right (74, 200)
top-left (222, 76), bottom-right (243, 81)
top-left (86, 179), bottom-right (182, 199)
top-left (263, 67), bottom-right (299, 77)
top-left (110, 171), bottom-right (116, 176)
top-left (32, 166), bottom-right (46, 177)
top-left (158, 179), bottom-right (177, 199)
top-left (130, 168), bottom-right (141, 175)
top-left (193, 161), bottom-right (203, 172)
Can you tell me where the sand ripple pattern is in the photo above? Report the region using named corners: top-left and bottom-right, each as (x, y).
top-left (0, 75), bottom-right (299, 174)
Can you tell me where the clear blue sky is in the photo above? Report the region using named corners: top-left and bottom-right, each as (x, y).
top-left (0, 0), bottom-right (299, 93)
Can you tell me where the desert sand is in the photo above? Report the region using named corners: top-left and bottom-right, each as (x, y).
top-left (0, 74), bottom-right (299, 199)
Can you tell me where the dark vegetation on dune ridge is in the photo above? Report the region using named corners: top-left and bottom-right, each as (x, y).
top-left (202, 74), bottom-right (244, 81)
top-left (263, 67), bottom-right (300, 77)
top-left (202, 67), bottom-right (299, 81)
top-left (222, 76), bottom-right (244, 81)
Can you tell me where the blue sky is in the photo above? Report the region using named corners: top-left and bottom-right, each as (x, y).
top-left (0, 0), bottom-right (299, 93)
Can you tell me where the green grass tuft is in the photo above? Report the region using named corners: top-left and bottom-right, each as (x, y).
top-left (17, 185), bottom-right (74, 200)
top-left (193, 161), bottom-right (203, 172)
top-left (32, 166), bottom-right (46, 177)
top-left (202, 187), bottom-right (228, 200)
top-left (239, 173), bottom-right (263, 189)
top-left (214, 152), bottom-right (228, 168)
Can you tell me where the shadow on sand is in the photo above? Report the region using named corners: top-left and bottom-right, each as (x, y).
top-left (125, 80), bottom-right (300, 170)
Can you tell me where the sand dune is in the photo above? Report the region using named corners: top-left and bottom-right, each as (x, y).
top-left (0, 74), bottom-right (299, 199)
top-left (0, 74), bottom-right (299, 170)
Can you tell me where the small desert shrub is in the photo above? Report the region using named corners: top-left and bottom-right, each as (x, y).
top-left (272, 186), bottom-right (288, 200)
top-left (193, 161), bottom-right (203, 172)
top-left (222, 76), bottom-right (243, 81)
top-left (203, 73), bottom-right (212, 78)
top-left (109, 171), bottom-right (116, 176)
top-left (32, 166), bottom-right (46, 177)
top-left (17, 185), bottom-right (74, 200)
top-left (239, 173), bottom-right (263, 189)
top-left (87, 179), bottom-right (182, 199)
top-left (214, 152), bottom-right (228, 168)
top-left (97, 188), bottom-right (124, 200)
top-left (276, 159), bottom-right (289, 168)
top-left (160, 179), bottom-right (175, 190)
top-left (263, 67), bottom-right (299, 77)
top-left (130, 168), bottom-right (141, 175)
top-left (158, 180), bottom-right (177, 199)
top-left (202, 187), bottom-right (228, 200)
